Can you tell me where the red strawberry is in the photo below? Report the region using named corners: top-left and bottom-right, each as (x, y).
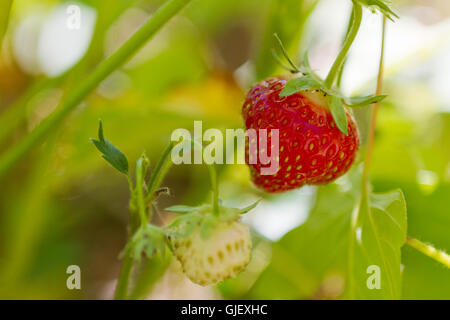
top-left (243, 77), bottom-right (359, 193)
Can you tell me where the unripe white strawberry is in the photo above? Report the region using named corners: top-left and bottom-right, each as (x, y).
top-left (171, 221), bottom-right (251, 286)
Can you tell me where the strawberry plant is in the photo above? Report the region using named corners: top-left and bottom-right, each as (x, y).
top-left (91, 122), bottom-right (258, 298)
top-left (0, 0), bottom-right (449, 301)
top-left (237, 0), bottom-right (450, 300)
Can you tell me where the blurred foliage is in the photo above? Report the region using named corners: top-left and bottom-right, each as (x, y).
top-left (0, 0), bottom-right (448, 299)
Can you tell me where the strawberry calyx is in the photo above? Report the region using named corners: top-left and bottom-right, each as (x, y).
top-left (164, 200), bottom-right (259, 241)
top-left (271, 0), bottom-right (398, 135)
top-left (354, 0), bottom-right (398, 21)
top-left (275, 51), bottom-right (386, 135)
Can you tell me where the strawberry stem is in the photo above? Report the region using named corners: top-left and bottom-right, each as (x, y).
top-left (324, 3), bottom-right (363, 88)
top-left (186, 138), bottom-right (220, 215)
top-left (361, 16), bottom-right (386, 188)
top-left (273, 33), bottom-right (302, 73)
top-left (0, 0), bottom-right (13, 44)
top-left (348, 18), bottom-right (386, 299)
top-left (336, 7), bottom-right (355, 88)
top-left (208, 164), bottom-right (219, 216)
top-left (136, 156), bottom-right (149, 226)
top-left (114, 253), bottom-right (134, 300)
top-left (146, 141), bottom-right (175, 203)
top-left (405, 237), bottom-right (450, 268)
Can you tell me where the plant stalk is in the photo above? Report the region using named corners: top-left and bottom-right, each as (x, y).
top-left (361, 16), bottom-right (386, 188)
top-left (0, 1), bottom-right (139, 144)
top-left (188, 138), bottom-right (220, 215)
top-left (348, 16), bottom-right (386, 300)
top-left (146, 141), bottom-right (175, 202)
top-left (324, 3), bottom-right (362, 88)
top-left (136, 157), bottom-right (148, 225)
top-left (114, 253), bottom-right (134, 300)
top-left (336, 6), bottom-right (355, 87)
top-left (406, 237), bottom-right (450, 268)
top-left (208, 164), bottom-right (219, 215)
top-left (0, 0), bottom-right (13, 43)
top-left (0, 0), bottom-right (192, 178)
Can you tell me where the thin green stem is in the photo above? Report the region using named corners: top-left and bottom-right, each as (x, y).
top-left (0, 0), bottom-right (13, 43)
top-left (0, 0), bottom-right (192, 179)
top-left (208, 164), bottom-right (219, 215)
top-left (406, 237), bottom-right (450, 268)
top-left (115, 160), bottom-right (146, 300)
top-left (187, 138), bottom-right (220, 214)
top-left (136, 157), bottom-right (148, 226)
top-left (0, 1), bottom-right (139, 144)
top-left (127, 175), bottom-right (134, 194)
top-left (348, 16), bottom-right (386, 300)
top-left (146, 141), bottom-right (174, 200)
top-left (0, 130), bottom-right (59, 287)
top-left (273, 33), bottom-right (301, 73)
top-left (0, 77), bottom-right (59, 146)
top-left (324, 3), bottom-right (362, 88)
top-left (128, 254), bottom-right (170, 299)
top-left (336, 6), bottom-right (355, 88)
top-left (271, 50), bottom-right (298, 74)
top-left (362, 16), bottom-right (386, 186)
top-left (114, 253), bottom-right (134, 300)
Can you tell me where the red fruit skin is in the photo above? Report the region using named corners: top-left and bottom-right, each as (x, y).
top-left (243, 77), bottom-right (360, 193)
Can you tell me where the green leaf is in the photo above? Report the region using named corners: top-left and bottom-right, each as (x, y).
top-left (134, 238), bottom-right (147, 262)
top-left (165, 205), bottom-right (199, 213)
top-left (302, 51), bottom-right (312, 71)
top-left (241, 167), bottom-right (407, 300)
top-left (238, 200), bottom-right (261, 214)
top-left (345, 95), bottom-right (387, 107)
top-left (329, 96), bottom-right (348, 135)
top-left (355, 0), bottom-right (398, 21)
top-left (347, 188), bottom-right (407, 299)
top-left (164, 213), bottom-right (203, 238)
top-left (91, 120), bottom-right (129, 175)
top-left (240, 167), bottom-right (363, 299)
top-left (279, 76), bottom-right (320, 97)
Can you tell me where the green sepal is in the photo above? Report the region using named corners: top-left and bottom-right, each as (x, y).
top-left (280, 75), bottom-right (320, 97)
top-left (329, 96), bottom-right (348, 135)
top-left (238, 200), bottom-right (261, 214)
top-left (91, 120), bottom-right (129, 175)
top-left (164, 212), bottom-right (203, 238)
top-left (344, 94), bottom-right (387, 107)
top-left (200, 216), bottom-right (218, 239)
top-left (164, 200), bottom-right (260, 240)
top-left (165, 205), bottom-right (203, 213)
top-left (355, 0), bottom-right (398, 21)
